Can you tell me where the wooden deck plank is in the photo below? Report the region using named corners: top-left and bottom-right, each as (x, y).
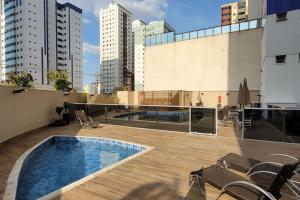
top-left (0, 125), bottom-right (300, 199)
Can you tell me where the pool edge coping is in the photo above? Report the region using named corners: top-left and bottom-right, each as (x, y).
top-left (3, 135), bottom-right (153, 200)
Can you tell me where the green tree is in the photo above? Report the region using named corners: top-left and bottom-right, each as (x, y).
top-left (6, 72), bottom-right (33, 87)
top-left (48, 71), bottom-right (72, 92)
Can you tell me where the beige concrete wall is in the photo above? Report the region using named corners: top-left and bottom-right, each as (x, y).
top-left (189, 90), bottom-right (260, 107)
top-left (66, 93), bottom-right (87, 103)
top-left (144, 29), bottom-right (263, 92)
top-left (0, 86), bottom-right (65, 143)
top-left (118, 90), bottom-right (260, 107)
top-left (87, 94), bottom-right (118, 104)
top-left (117, 91), bottom-right (139, 105)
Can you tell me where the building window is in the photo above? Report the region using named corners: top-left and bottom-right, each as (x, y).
top-left (276, 55), bottom-right (286, 64)
top-left (276, 12), bottom-right (287, 22)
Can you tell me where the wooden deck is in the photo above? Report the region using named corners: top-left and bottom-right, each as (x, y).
top-left (1, 125), bottom-right (300, 200)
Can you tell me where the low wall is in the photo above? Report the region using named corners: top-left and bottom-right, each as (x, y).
top-left (116, 90), bottom-right (260, 107)
top-left (117, 91), bottom-right (138, 105)
top-left (189, 90), bottom-right (260, 107)
top-left (0, 86), bottom-right (66, 143)
top-left (87, 94), bottom-right (118, 104)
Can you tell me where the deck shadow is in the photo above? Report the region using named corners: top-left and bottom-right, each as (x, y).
top-left (120, 178), bottom-right (184, 200)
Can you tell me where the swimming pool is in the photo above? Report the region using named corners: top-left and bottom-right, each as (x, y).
top-left (6, 136), bottom-right (149, 200)
top-left (113, 111), bottom-right (191, 123)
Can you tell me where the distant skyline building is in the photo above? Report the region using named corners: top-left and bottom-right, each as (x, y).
top-left (0, 0), bottom-right (83, 91)
top-left (221, 0), bottom-right (248, 25)
top-left (99, 3), bottom-right (133, 94)
top-left (132, 20), bottom-right (174, 91)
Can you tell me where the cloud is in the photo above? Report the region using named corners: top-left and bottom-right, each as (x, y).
top-left (83, 17), bottom-right (91, 24)
top-left (83, 42), bottom-right (99, 55)
top-left (59, 0), bottom-right (168, 21)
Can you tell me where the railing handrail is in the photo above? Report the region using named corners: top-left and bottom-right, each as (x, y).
top-left (71, 103), bottom-right (300, 111)
top-left (70, 103), bottom-right (216, 110)
top-left (145, 18), bottom-right (265, 47)
top-left (244, 107), bottom-right (300, 111)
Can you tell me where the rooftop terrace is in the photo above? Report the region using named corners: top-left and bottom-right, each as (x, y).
top-left (144, 18), bottom-right (265, 47)
top-left (1, 125), bottom-right (300, 200)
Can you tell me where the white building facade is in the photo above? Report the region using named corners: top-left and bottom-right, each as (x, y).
top-left (0, 0), bottom-right (83, 91)
top-left (100, 3), bottom-right (133, 94)
top-left (261, 1), bottom-right (300, 108)
top-left (132, 20), bottom-right (174, 91)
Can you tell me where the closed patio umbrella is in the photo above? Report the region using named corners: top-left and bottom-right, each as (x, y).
top-left (241, 78), bottom-right (251, 107)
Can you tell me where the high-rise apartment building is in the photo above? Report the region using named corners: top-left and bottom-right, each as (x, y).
top-left (132, 20), bottom-right (174, 91)
top-left (100, 3), bottom-right (133, 94)
top-left (221, 0), bottom-right (248, 25)
top-left (0, 0), bottom-right (83, 91)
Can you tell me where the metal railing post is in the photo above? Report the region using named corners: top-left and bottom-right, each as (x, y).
top-left (215, 108), bottom-right (218, 136)
top-left (242, 108), bottom-right (245, 139)
top-left (189, 107), bottom-right (192, 133)
top-left (105, 105), bottom-right (108, 124)
top-left (283, 110), bottom-right (286, 143)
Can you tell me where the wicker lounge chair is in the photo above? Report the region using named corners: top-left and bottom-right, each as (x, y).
top-left (74, 110), bottom-right (100, 127)
top-left (218, 153), bottom-right (298, 174)
top-left (189, 161), bottom-right (300, 200)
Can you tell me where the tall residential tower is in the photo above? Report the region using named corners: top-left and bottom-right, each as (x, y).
top-left (0, 0), bottom-right (83, 91)
top-left (100, 3), bottom-right (133, 94)
top-left (132, 20), bottom-right (174, 91)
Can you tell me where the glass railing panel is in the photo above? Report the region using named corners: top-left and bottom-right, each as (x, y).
top-left (240, 22), bottom-right (249, 31)
top-left (198, 30), bottom-right (205, 38)
top-left (243, 109), bottom-right (284, 142)
top-left (205, 28), bottom-right (213, 36)
top-left (105, 104), bottom-right (131, 126)
top-left (68, 103), bottom-right (107, 124)
top-left (284, 110), bottom-right (300, 143)
top-left (167, 32), bottom-right (174, 43)
top-left (145, 37), bottom-right (151, 46)
top-left (249, 20), bottom-right (258, 29)
top-left (221, 25), bottom-right (230, 33)
top-left (150, 35), bottom-right (156, 46)
top-left (123, 105), bottom-right (189, 132)
top-left (156, 34), bottom-right (162, 45)
top-left (231, 23), bottom-right (240, 32)
top-left (182, 33), bottom-right (190, 40)
top-left (162, 33), bottom-right (168, 44)
top-left (176, 34), bottom-right (183, 42)
top-left (84, 104), bottom-right (107, 124)
top-left (190, 31), bottom-right (198, 39)
top-left (191, 108), bottom-right (216, 134)
top-left (213, 27), bottom-right (222, 35)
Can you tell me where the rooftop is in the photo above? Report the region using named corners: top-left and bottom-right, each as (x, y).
top-left (1, 125), bottom-right (300, 199)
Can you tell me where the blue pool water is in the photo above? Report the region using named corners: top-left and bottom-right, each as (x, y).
top-left (16, 136), bottom-right (145, 200)
top-left (113, 111), bottom-right (190, 123)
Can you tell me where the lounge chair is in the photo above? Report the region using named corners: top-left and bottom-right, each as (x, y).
top-left (74, 110), bottom-right (100, 127)
top-left (190, 161), bottom-right (300, 200)
top-left (218, 153), bottom-right (298, 174)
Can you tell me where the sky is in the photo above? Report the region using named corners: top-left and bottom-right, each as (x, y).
top-left (58, 0), bottom-right (238, 86)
